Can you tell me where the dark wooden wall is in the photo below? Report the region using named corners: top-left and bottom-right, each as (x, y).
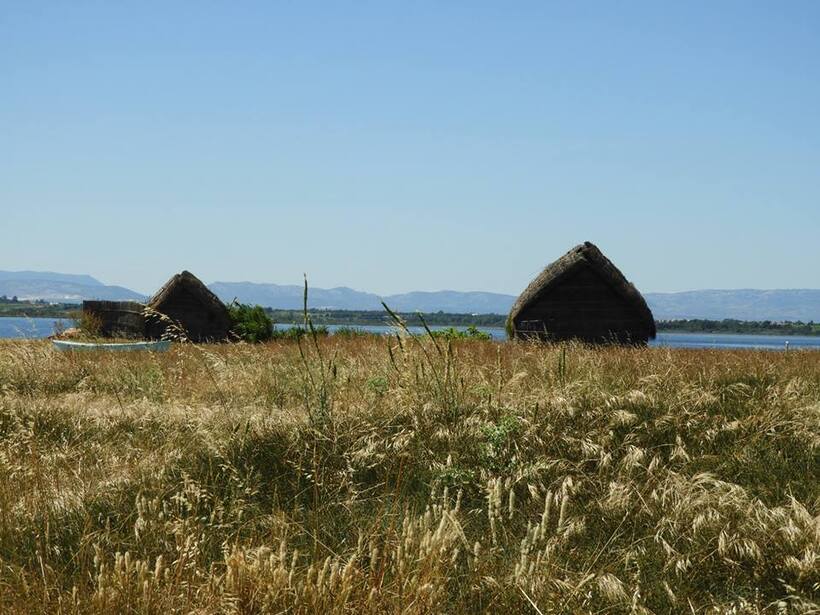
top-left (513, 266), bottom-right (652, 344)
top-left (82, 301), bottom-right (145, 338)
top-left (145, 287), bottom-right (230, 342)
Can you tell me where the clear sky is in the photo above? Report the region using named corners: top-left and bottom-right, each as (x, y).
top-left (2, 2), bottom-right (818, 296)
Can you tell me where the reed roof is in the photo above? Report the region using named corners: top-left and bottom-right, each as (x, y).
top-left (508, 241), bottom-right (656, 338)
top-left (148, 270), bottom-right (226, 314)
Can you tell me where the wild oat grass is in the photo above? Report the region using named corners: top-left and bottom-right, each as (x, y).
top-left (0, 337), bottom-right (817, 613)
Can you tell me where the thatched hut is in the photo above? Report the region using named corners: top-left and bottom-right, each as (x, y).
top-left (82, 300), bottom-right (145, 338)
top-left (507, 242), bottom-right (656, 344)
top-left (145, 271), bottom-right (230, 342)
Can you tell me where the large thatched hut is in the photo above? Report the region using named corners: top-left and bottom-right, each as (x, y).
top-left (507, 242), bottom-right (656, 344)
top-left (145, 271), bottom-right (230, 342)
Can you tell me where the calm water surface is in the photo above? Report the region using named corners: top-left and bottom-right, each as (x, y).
top-left (0, 317), bottom-right (70, 339)
top-left (1, 317), bottom-right (818, 351)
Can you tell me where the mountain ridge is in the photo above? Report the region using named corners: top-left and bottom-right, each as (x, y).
top-left (0, 272), bottom-right (144, 302)
top-left (0, 270), bottom-right (104, 287)
top-left (209, 281), bottom-right (820, 321)
top-left (0, 271), bottom-right (817, 322)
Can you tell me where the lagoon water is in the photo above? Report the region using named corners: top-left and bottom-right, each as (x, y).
top-left (0, 318), bottom-right (820, 350)
top-left (1, 316), bottom-right (819, 351)
top-left (0, 317), bottom-right (70, 339)
top-left (652, 332), bottom-right (820, 350)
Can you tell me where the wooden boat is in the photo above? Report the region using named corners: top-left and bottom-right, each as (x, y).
top-left (52, 339), bottom-right (171, 352)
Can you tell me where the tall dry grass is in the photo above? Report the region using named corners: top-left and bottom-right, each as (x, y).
top-left (0, 337), bottom-right (817, 613)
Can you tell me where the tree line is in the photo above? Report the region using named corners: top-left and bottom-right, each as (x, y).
top-left (657, 318), bottom-right (819, 336)
top-left (1, 299), bottom-right (818, 336)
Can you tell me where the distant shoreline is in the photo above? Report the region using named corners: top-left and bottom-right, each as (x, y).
top-left (1, 302), bottom-right (818, 336)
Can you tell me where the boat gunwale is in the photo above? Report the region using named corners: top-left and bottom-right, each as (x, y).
top-left (52, 339), bottom-right (171, 352)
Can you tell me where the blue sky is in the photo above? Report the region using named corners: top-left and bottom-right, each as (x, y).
top-left (2, 1), bottom-right (818, 296)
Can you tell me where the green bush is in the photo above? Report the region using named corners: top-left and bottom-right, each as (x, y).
top-left (227, 303), bottom-right (274, 343)
top-left (429, 325), bottom-right (492, 341)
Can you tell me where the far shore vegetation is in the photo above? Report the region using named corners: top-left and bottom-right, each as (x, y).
top-left (2, 296), bottom-right (819, 336)
top-left (0, 296), bottom-right (80, 318)
top-left (657, 318), bottom-right (820, 336)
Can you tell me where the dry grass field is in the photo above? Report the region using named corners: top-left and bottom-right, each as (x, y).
top-left (0, 336), bottom-right (817, 613)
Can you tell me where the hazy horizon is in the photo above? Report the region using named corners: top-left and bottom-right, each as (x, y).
top-left (1, 266), bottom-right (818, 299)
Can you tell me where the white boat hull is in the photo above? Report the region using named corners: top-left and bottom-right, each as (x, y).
top-left (52, 340), bottom-right (171, 352)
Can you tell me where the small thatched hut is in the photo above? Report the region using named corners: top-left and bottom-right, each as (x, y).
top-left (82, 300), bottom-right (145, 338)
top-left (145, 271), bottom-right (230, 342)
top-left (507, 242), bottom-right (656, 344)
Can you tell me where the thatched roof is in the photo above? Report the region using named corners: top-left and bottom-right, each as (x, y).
top-left (146, 270), bottom-right (230, 342)
top-left (508, 241), bottom-right (656, 338)
top-left (148, 270), bottom-right (225, 312)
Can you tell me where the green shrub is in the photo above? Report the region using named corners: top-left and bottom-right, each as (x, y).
top-left (227, 303), bottom-right (274, 343)
top-left (430, 325), bottom-right (492, 341)
top-left (77, 310), bottom-right (103, 338)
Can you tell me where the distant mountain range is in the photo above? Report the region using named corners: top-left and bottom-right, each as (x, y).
top-left (209, 282), bottom-right (820, 321)
top-left (1, 270), bottom-right (818, 322)
top-left (208, 281), bottom-right (515, 314)
top-left (643, 289), bottom-right (820, 322)
top-left (0, 271), bottom-right (145, 302)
